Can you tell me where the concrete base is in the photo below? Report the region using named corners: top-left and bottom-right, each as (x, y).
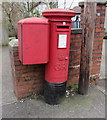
top-left (44, 81), bottom-right (66, 105)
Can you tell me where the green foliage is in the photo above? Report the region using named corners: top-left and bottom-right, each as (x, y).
top-left (9, 37), bottom-right (16, 40)
top-left (24, 15), bottom-right (32, 18)
top-left (71, 84), bottom-right (78, 88)
top-left (35, 10), bottom-right (41, 17)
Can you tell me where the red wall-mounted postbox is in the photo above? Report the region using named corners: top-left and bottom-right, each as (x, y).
top-left (42, 8), bottom-right (75, 104)
top-left (18, 17), bottom-right (49, 65)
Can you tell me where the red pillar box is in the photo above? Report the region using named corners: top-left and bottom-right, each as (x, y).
top-left (42, 8), bottom-right (76, 104)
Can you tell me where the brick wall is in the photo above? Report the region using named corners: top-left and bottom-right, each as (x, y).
top-left (91, 3), bottom-right (106, 77)
top-left (67, 29), bottom-right (82, 86)
top-left (9, 42), bottom-right (45, 99)
top-left (79, 2), bottom-right (106, 79)
top-left (9, 2), bottom-right (106, 99)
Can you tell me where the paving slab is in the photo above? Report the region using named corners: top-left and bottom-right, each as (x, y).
top-left (2, 82), bottom-right (105, 118)
top-left (2, 46), bottom-right (17, 105)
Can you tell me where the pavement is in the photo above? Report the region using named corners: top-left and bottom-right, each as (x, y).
top-left (1, 45), bottom-right (107, 118)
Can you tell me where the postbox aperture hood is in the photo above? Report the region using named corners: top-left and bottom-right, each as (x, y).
top-left (42, 8), bottom-right (76, 17)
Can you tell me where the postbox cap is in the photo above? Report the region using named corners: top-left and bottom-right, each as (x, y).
top-left (42, 8), bottom-right (76, 17)
top-left (18, 17), bottom-right (49, 24)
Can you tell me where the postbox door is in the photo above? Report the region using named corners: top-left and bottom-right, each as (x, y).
top-left (45, 21), bottom-right (71, 83)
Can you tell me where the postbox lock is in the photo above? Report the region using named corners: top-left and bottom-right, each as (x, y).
top-left (65, 57), bottom-right (68, 60)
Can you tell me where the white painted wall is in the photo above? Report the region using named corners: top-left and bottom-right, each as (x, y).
top-left (100, 39), bottom-right (107, 79)
top-left (104, 6), bottom-right (107, 32)
top-left (0, 4), bottom-right (2, 45)
top-left (100, 1), bottom-right (107, 79)
top-left (0, 2), bottom-right (9, 45)
top-left (2, 23), bottom-right (9, 45)
top-left (1, 10), bottom-right (9, 45)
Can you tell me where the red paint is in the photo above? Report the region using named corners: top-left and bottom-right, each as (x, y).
top-left (42, 8), bottom-right (76, 83)
top-left (18, 17), bottom-right (49, 65)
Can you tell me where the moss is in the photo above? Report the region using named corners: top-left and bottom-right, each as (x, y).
top-left (70, 84), bottom-right (78, 88)
top-left (100, 78), bottom-right (107, 81)
top-left (9, 37), bottom-right (16, 40)
top-left (103, 78), bottom-right (107, 81)
top-left (0, 44), bottom-right (8, 46)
